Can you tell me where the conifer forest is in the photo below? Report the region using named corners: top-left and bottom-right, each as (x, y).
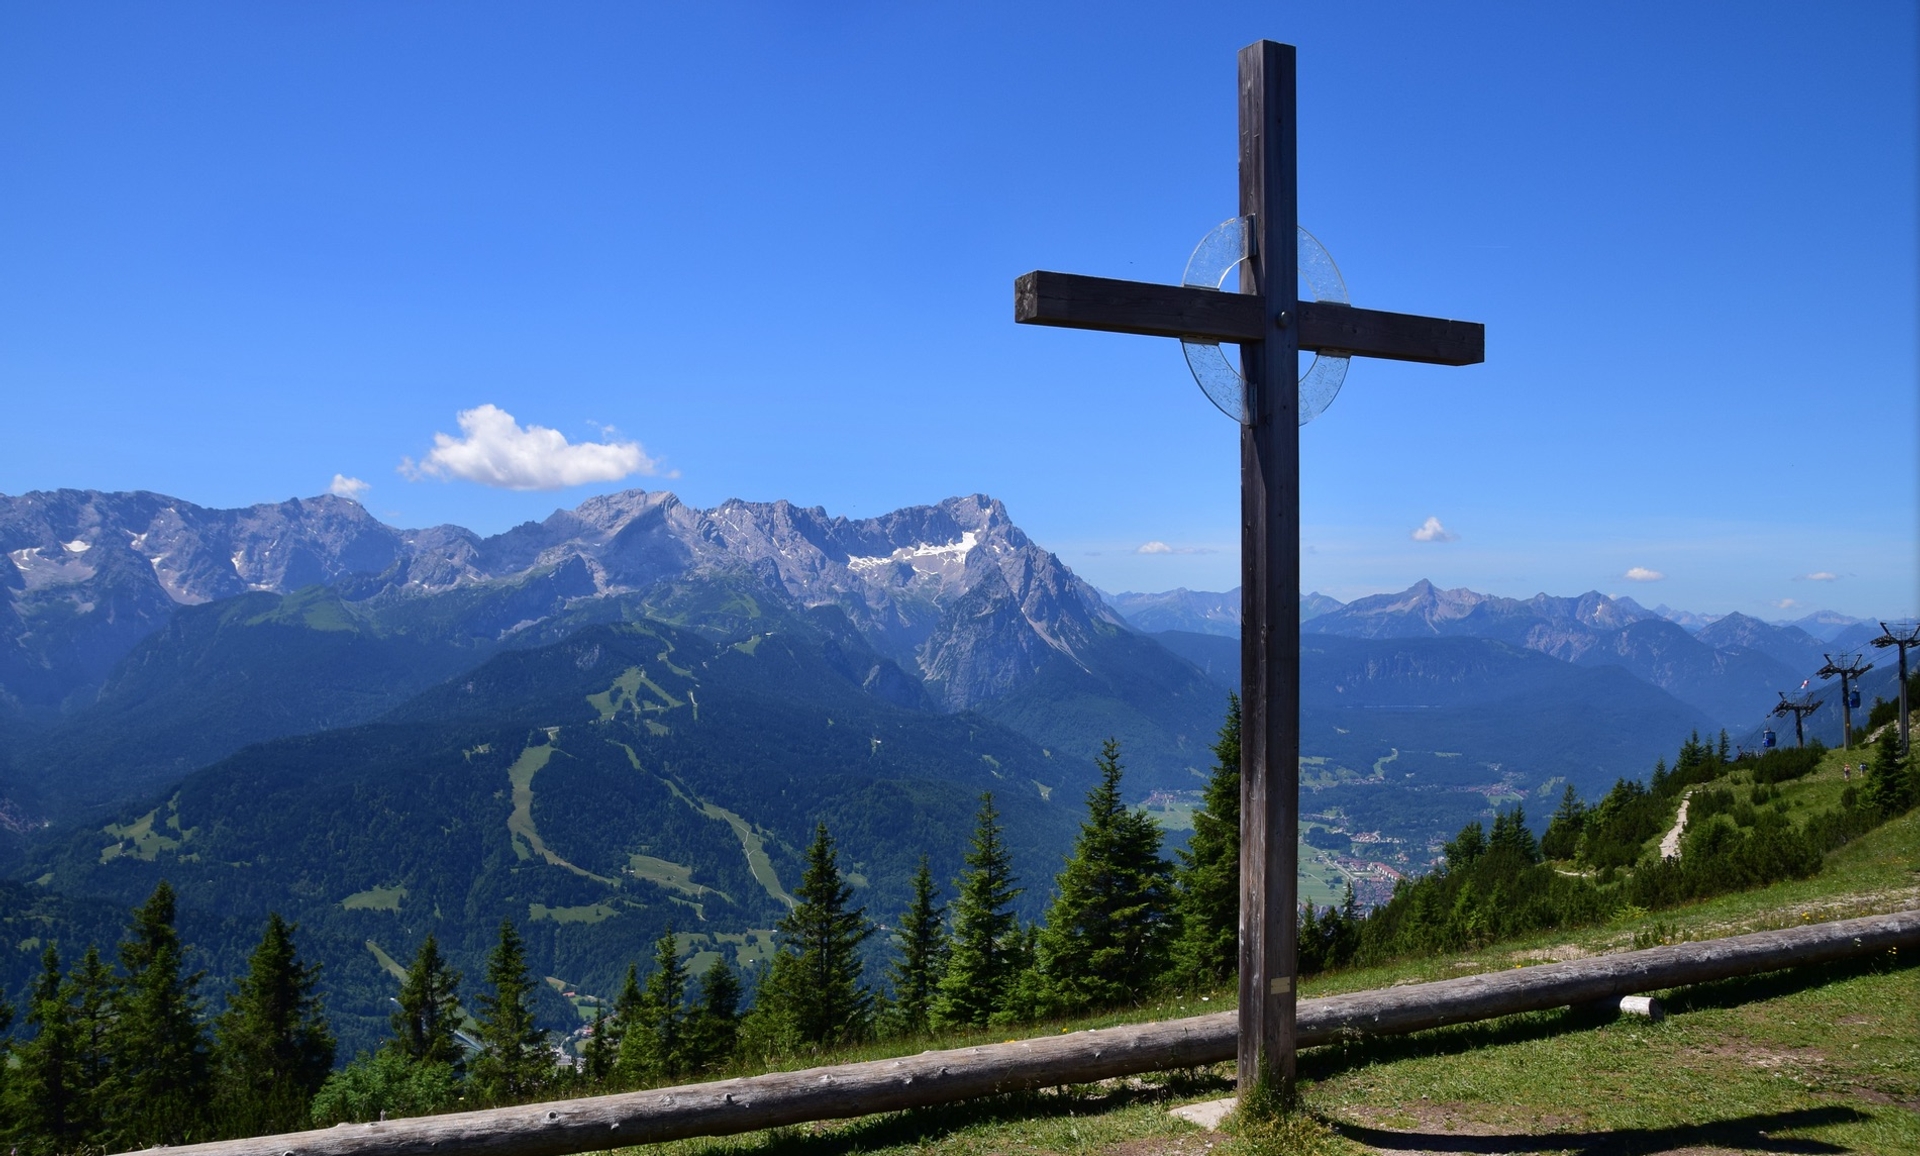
top-left (5, 683), bottom-right (1915, 1151)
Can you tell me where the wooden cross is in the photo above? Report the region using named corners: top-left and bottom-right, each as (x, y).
top-left (1012, 41), bottom-right (1484, 1097)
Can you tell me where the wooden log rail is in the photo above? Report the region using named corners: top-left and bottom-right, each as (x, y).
top-left (150, 910), bottom-right (1917, 1156)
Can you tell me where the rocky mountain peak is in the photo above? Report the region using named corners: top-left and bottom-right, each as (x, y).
top-left (1695, 611), bottom-right (1829, 674)
top-left (0, 487), bottom-right (1124, 721)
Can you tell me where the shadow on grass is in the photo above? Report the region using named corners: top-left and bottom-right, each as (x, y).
top-left (1658, 948), bottom-right (1912, 1015)
top-left (667, 953), bottom-right (1911, 1155)
top-left (1300, 1003), bottom-right (1616, 1083)
top-left (672, 1069), bottom-right (1235, 1156)
top-left (1333, 1105), bottom-right (1870, 1154)
top-left (1299, 950), bottom-right (1916, 1084)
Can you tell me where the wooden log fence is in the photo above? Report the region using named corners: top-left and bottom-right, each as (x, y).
top-left (147, 909), bottom-right (1917, 1156)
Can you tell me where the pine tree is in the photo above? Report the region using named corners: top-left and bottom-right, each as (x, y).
top-left (751, 823), bottom-right (874, 1050)
top-left (388, 933), bottom-right (464, 1072)
top-left (65, 946), bottom-right (115, 1142)
top-left (104, 880), bottom-right (211, 1147)
top-left (617, 926), bottom-right (687, 1082)
top-left (1172, 694), bottom-right (1241, 987)
top-left (884, 855), bottom-right (947, 1037)
top-left (5, 946), bottom-right (75, 1153)
top-left (1444, 821), bottom-right (1487, 870)
top-left (601, 961), bottom-right (642, 1070)
top-left (1030, 738), bottom-right (1176, 1015)
top-left (469, 919), bottom-right (549, 1104)
top-left (1297, 884), bottom-right (1362, 977)
top-left (1539, 784), bottom-right (1587, 860)
top-left (1488, 806), bottom-right (1539, 862)
top-left (933, 793), bottom-right (1022, 1028)
top-left (211, 913), bottom-right (335, 1138)
top-left (683, 956), bottom-right (741, 1072)
top-left (993, 922), bottom-right (1043, 1025)
top-left (1868, 725), bottom-right (1916, 815)
top-left (580, 1004), bottom-right (616, 1087)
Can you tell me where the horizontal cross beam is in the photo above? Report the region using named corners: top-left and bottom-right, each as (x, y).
top-left (1014, 270), bottom-right (1485, 366)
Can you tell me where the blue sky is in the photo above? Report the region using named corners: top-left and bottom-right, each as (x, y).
top-left (2, 3), bottom-right (1914, 620)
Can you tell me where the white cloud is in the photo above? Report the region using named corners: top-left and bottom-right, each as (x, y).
top-left (329, 474), bottom-right (370, 501)
top-left (1772, 598), bottom-right (1802, 611)
top-left (400, 405), bottom-right (666, 491)
top-left (1794, 571), bottom-right (1839, 582)
top-left (1136, 541), bottom-right (1215, 556)
top-left (1623, 566), bottom-right (1666, 582)
top-left (1410, 516), bottom-right (1458, 543)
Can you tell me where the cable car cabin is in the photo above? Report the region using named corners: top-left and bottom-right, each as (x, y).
top-left (1763, 729), bottom-right (1778, 749)
top-left (1849, 690), bottom-right (1861, 710)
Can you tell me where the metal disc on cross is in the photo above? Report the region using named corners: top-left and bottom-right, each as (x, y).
top-left (1180, 217), bottom-right (1350, 425)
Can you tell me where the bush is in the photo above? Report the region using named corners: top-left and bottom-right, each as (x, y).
top-left (1579, 779), bottom-right (1665, 870)
top-left (1688, 786), bottom-right (1736, 823)
top-left (1358, 807), bottom-right (1618, 961)
top-left (310, 1051), bottom-right (460, 1126)
top-left (1751, 743), bottom-right (1825, 786)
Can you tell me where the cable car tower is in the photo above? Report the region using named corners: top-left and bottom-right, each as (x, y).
top-left (1870, 620), bottom-right (1919, 755)
top-left (1816, 651), bottom-right (1874, 749)
top-left (1771, 689), bottom-right (1823, 749)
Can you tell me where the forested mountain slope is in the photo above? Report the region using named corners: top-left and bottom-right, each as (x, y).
top-left (19, 605), bottom-right (1093, 1059)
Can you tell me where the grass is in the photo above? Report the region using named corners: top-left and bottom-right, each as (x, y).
top-left (529, 902), bottom-right (621, 925)
top-left (597, 803), bottom-right (1920, 1156)
top-left (588, 667), bottom-right (648, 721)
top-left (341, 883), bottom-right (408, 912)
top-left (703, 928), bottom-right (779, 969)
top-left (642, 1073), bottom-right (1231, 1156)
top-left (1297, 842), bottom-right (1350, 910)
top-left (638, 755), bottom-right (795, 909)
top-left (364, 938), bottom-right (407, 982)
top-left (630, 964), bottom-right (1915, 1156)
top-left (98, 795), bottom-right (192, 863)
top-left (506, 739), bottom-right (617, 885)
top-left (505, 740), bottom-right (555, 862)
top-left (99, 808), bottom-right (177, 863)
top-left (587, 665), bottom-right (687, 721)
top-left (1303, 954), bottom-right (1916, 1153)
top-left (630, 853), bottom-right (726, 902)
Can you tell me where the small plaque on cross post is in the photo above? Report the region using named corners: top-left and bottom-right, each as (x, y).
top-left (1012, 40), bottom-right (1484, 1098)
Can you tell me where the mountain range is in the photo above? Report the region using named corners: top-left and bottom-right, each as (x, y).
top-left (1, 489), bottom-right (1223, 815)
top-left (0, 485), bottom-right (1894, 1059)
top-left (1103, 578), bottom-right (1882, 738)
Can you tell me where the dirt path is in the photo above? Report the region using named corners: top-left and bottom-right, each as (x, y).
top-left (1659, 791), bottom-right (1692, 860)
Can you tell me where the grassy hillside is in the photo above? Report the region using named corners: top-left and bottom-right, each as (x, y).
top-left (613, 786), bottom-right (1919, 1156)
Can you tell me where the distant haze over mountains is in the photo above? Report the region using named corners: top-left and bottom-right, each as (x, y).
top-left (1101, 579), bottom-right (1883, 740)
top-left (1101, 583), bottom-right (1874, 647)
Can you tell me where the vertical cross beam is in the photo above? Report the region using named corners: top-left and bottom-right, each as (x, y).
top-left (1236, 40), bottom-right (1300, 1099)
top-left (1010, 35), bottom-right (1480, 1103)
